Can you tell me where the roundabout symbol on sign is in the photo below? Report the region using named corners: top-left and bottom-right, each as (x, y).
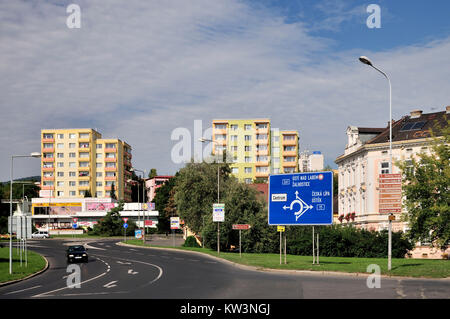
top-left (282, 191), bottom-right (313, 221)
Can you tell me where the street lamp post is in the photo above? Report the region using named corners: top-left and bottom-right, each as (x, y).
top-left (131, 168), bottom-right (146, 242)
top-left (9, 152), bottom-right (41, 275)
top-left (359, 56), bottom-right (393, 271)
top-left (199, 138), bottom-right (221, 255)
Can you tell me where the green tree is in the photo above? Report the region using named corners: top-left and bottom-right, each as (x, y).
top-left (397, 119), bottom-right (450, 250)
top-left (174, 160), bottom-right (231, 235)
top-left (148, 168), bottom-right (158, 179)
top-left (91, 201), bottom-right (137, 236)
top-left (110, 183), bottom-right (117, 200)
top-left (153, 174), bottom-right (177, 232)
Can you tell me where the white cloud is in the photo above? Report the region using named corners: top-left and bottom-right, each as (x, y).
top-left (0, 0), bottom-right (449, 181)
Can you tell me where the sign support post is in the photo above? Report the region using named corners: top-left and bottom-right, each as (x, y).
top-left (284, 230), bottom-right (287, 265)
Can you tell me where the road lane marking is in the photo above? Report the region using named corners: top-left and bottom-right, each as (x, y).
top-left (93, 253), bottom-right (163, 287)
top-left (103, 281), bottom-right (118, 288)
top-left (3, 285), bottom-right (42, 295)
top-left (128, 269), bottom-right (138, 275)
top-left (32, 256), bottom-right (110, 298)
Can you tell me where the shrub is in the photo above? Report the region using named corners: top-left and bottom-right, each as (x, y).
top-left (183, 236), bottom-right (200, 248)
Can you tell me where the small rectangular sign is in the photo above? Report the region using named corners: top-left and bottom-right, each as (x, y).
top-left (232, 224), bottom-right (251, 230)
top-left (213, 203), bottom-right (225, 222)
top-left (170, 217), bottom-right (180, 229)
top-left (277, 226), bottom-right (285, 232)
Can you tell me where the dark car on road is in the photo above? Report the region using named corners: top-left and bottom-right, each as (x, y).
top-left (66, 245), bottom-right (88, 263)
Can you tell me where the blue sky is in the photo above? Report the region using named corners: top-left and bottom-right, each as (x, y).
top-left (1, 0), bottom-right (450, 181)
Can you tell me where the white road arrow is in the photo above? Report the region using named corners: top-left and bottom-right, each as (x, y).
top-left (116, 261), bottom-right (132, 265)
top-left (103, 281), bottom-right (118, 288)
top-left (128, 269), bottom-right (138, 275)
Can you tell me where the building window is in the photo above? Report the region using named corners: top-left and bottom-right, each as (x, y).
top-left (57, 172), bottom-right (64, 177)
top-left (69, 133), bottom-right (76, 139)
top-left (57, 191), bottom-right (64, 196)
top-left (256, 134), bottom-right (268, 140)
top-left (57, 162), bottom-right (64, 168)
top-left (214, 124), bottom-right (227, 130)
top-left (79, 152), bottom-right (89, 158)
top-left (79, 142), bottom-right (89, 148)
top-left (69, 143), bottom-right (76, 148)
top-left (79, 162), bottom-right (89, 168)
top-left (57, 153), bottom-right (64, 158)
top-left (43, 143), bottom-right (53, 149)
top-left (245, 146), bottom-right (251, 152)
top-left (244, 178), bottom-right (252, 184)
top-left (79, 133), bottom-right (89, 139)
top-left (283, 135), bottom-right (296, 141)
top-left (96, 191), bottom-right (103, 197)
top-left (43, 133), bottom-right (54, 139)
top-left (284, 146), bottom-right (296, 151)
top-left (96, 163), bottom-right (103, 168)
top-left (244, 124), bottom-right (252, 131)
top-left (380, 162), bottom-right (390, 174)
top-left (244, 135), bottom-right (251, 141)
top-left (69, 191), bottom-right (76, 196)
top-left (244, 167), bottom-right (252, 174)
top-left (256, 166), bottom-right (268, 173)
top-left (79, 181), bottom-right (89, 186)
top-left (284, 167), bottom-right (295, 173)
top-left (96, 144), bottom-right (102, 149)
top-left (284, 156), bottom-right (296, 162)
top-left (230, 125), bottom-right (238, 131)
top-left (69, 181), bottom-right (76, 187)
top-left (230, 135), bottom-right (238, 142)
top-left (96, 153), bottom-right (102, 158)
top-left (57, 134), bottom-right (64, 139)
top-left (231, 167), bottom-right (239, 174)
top-left (96, 182), bottom-right (103, 187)
top-left (215, 134), bottom-right (226, 141)
top-left (69, 152), bottom-right (76, 158)
top-left (245, 156), bottom-right (252, 163)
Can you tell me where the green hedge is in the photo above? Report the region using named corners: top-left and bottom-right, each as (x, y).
top-left (204, 224), bottom-right (413, 258)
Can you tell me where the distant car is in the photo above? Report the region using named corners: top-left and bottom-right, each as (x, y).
top-left (31, 231), bottom-right (49, 239)
top-left (67, 245), bottom-right (88, 263)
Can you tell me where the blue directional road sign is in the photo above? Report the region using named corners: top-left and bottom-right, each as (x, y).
top-left (268, 172), bottom-right (333, 225)
top-left (72, 223), bottom-right (78, 229)
top-left (123, 223), bottom-right (128, 229)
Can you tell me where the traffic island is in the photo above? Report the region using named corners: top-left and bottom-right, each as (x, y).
top-left (0, 246), bottom-right (48, 286)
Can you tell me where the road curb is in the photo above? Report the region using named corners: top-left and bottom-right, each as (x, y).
top-left (0, 254), bottom-right (49, 288)
top-left (116, 242), bottom-right (450, 281)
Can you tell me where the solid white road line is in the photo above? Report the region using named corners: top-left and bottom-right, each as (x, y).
top-left (4, 285), bottom-right (42, 295)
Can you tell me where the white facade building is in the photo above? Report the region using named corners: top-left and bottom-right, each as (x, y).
top-left (299, 150), bottom-right (324, 172)
top-left (335, 107), bottom-right (449, 258)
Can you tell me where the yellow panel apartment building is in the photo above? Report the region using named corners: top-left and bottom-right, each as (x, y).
top-left (212, 119), bottom-right (299, 183)
top-left (41, 129), bottom-right (133, 201)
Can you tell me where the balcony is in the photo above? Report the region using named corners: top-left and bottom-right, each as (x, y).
top-left (42, 176), bottom-right (54, 181)
top-left (213, 128), bottom-right (228, 135)
top-left (255, 149), bottom-right (269, 156)
top-left (42, 147), bottom-right (54, 153)
top-left (255, 171), bottom-right (269, 178)
top-left (42, 138), bottom-right (54, 143)
top-left (282, 161), bottom-right (297, 168)
top-left (255, 127), bottom-right (269, 134)
top-left (41, 185), bottom-right (54, 190)
top-left (282, 150), bottom-right (297, 157)
top-left (105, 166), bottom-right (117, 172)
top-left (282, 138), bottom-right (297, 146)
top-left (42, 157), bottom-right (54, 162)
top-left (104, 148), bottom-right (117, 153)
top-left (105, 157), bottom-right (117, 162)
top-left (78, 175), bottom-right (90, 181)
top-left (42, 167), bottom-right (54, 172)
top-left (105, 176), bottom-right (117, 181)
top-left (78, 185), bottom-right (90, 191)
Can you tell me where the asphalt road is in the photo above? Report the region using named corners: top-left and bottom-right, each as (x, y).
top-left (1, 238), bottom-right (449, 299)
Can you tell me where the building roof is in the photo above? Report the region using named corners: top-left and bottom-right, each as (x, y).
top-left (366, 110), bottom-right (448, 145)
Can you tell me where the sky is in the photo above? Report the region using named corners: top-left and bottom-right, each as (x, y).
top-left (1, 0), bottom-right (450, 181)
